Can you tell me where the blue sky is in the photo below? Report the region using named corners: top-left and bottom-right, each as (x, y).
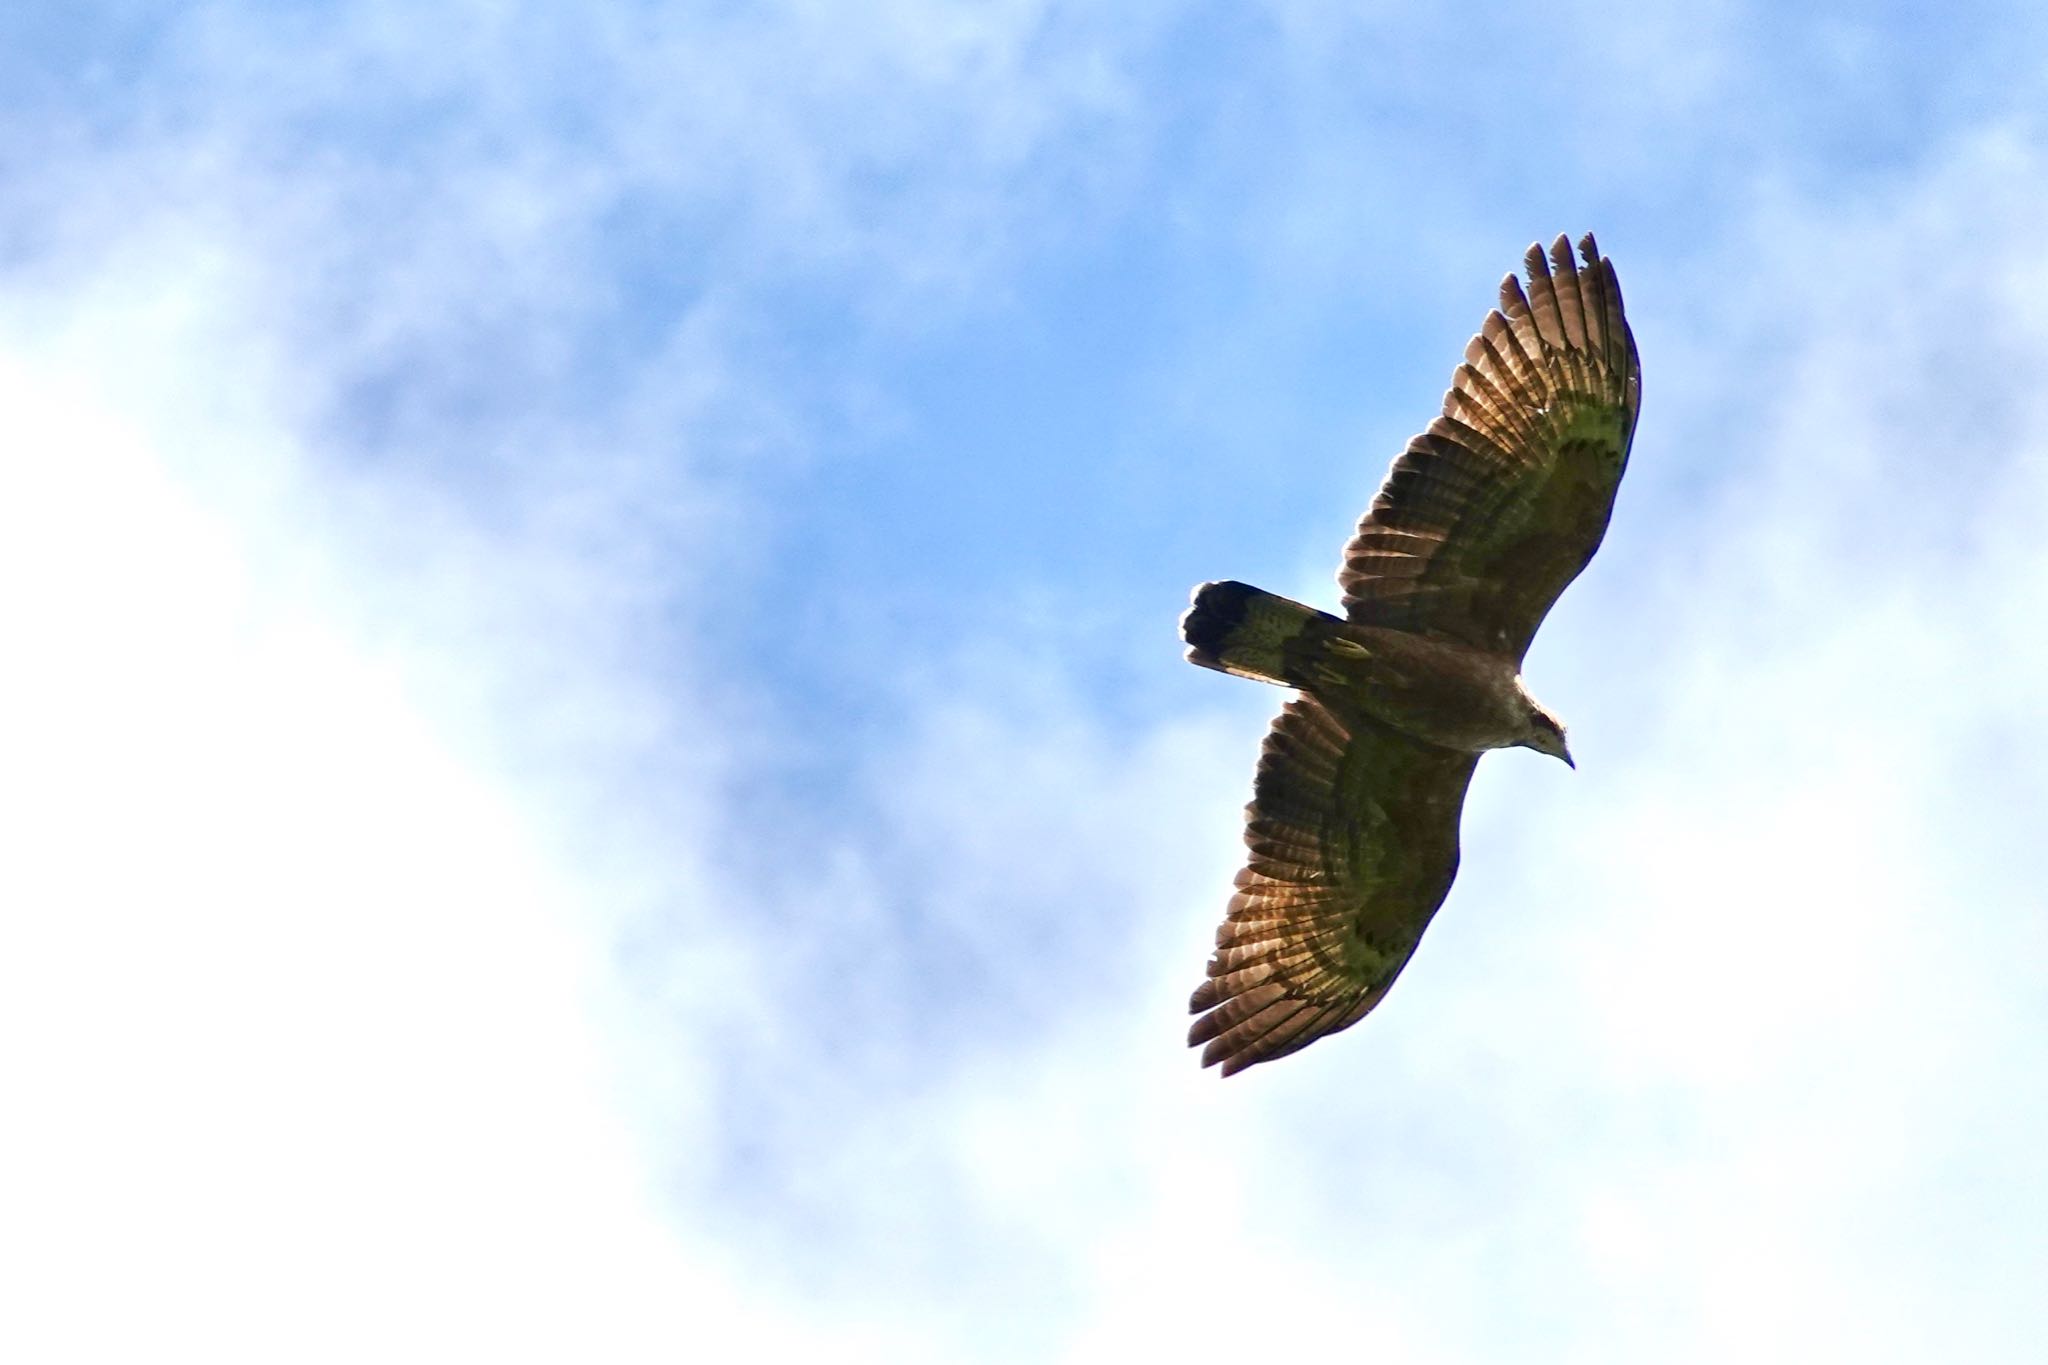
top-left (8, 2), bottom-right (2048, 1359)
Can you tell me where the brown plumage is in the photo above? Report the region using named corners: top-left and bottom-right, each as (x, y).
top-left (1181, 234), bottom-right (1641, 1075)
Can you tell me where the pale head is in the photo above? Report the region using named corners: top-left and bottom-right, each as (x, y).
top-left (1514, 683), bottom-right (1574, 768)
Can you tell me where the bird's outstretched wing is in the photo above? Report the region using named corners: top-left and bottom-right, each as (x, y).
top-left (1189, 696), bottom-right (1477, 1075)
top-left (1339, 233), bottom-right (1640, 661)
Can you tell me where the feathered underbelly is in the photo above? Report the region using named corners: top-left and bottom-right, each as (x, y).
top-left (1298, 626), bottom-right (1528, 753)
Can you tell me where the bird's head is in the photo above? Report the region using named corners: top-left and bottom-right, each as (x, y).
top-left (1522, 703), bottom-right (1574, 769)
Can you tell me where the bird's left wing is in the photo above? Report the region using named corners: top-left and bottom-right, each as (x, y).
top-left (1190, 696), bottom-right (1478, 1075)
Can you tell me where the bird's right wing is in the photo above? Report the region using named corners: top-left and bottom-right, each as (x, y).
top-left (1338, 233), bottom-right (1640, 662)
top-left (1190, 696), bottom-right (1478, 1076)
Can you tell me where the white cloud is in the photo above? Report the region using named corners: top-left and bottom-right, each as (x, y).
top-left (0, 6), bottom-right (1177, 1360)
top-left (11, 6), bottom-right (2048, 1362)
top-left (0, 336), bottom-right (682, 1358)
top-left (694, 123), bottom-right (2048, 1359)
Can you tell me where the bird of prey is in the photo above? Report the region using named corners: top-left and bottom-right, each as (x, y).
top-left (1180, 233), bottom-right (1640, 1076)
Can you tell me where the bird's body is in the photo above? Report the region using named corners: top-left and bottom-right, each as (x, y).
top-left (1182, 234), bottom-right (1639, 1075)
top-left (1183, 583), bottom-right (1552, 755)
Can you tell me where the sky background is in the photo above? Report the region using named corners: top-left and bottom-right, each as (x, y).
top-left (7, 2), bottom-right (2048, 1360)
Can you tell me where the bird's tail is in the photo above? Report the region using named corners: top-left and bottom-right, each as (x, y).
top-left (1180, 580), bottom-right (1344, 687)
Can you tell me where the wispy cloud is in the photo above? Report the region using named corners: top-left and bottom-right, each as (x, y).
top-left (1, 4), bottom-right (1176, 1359)
top-left (10, 3), bottom-right (2048, 1361)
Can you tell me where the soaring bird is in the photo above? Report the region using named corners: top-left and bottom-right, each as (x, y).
top-left (1181, 233), bottom-right (1640, 1075)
